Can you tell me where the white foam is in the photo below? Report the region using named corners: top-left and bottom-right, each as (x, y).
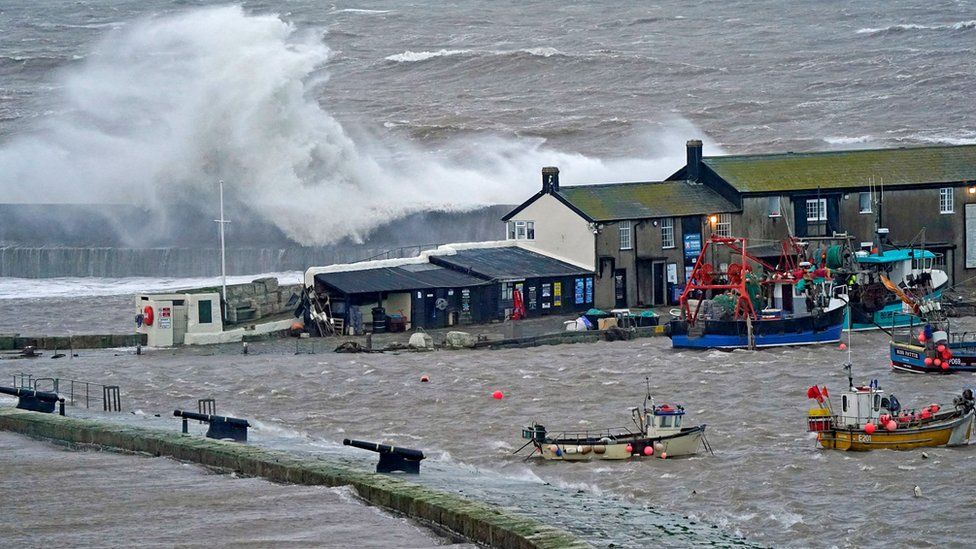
top-left (857, 20), bottom-right (976, 34)
top-left (823, 135), bottom-right (872, 145)
top-left (384, 49), bottom-right (471, 63)
top-left (0, 271), bottom-right (302, 300)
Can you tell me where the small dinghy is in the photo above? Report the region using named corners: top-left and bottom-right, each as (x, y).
top-left (807, 365), bottom-right (975, 451)
top-left (517, 385), bottom-right (709, 460)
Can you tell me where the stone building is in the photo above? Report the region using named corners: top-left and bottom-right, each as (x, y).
top-left (506, 141), bottom-right (976, 310)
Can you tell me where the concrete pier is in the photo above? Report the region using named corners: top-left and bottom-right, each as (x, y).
top-left (0, 409), bottom-right (586, 549)
top-left (0, 333), bottom-right (146, 351)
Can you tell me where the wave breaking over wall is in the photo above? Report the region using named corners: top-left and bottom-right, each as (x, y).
top-left (0, 6), bottom-right (710, 248)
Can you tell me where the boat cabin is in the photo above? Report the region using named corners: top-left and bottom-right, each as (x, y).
top-left (838, 385), bottom-right (885, 428)
top-left (648, 404), bottom-right (685, 430)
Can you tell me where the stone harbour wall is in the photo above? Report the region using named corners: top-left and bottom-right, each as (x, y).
top-left (0, 409), bottom-right (587, 549)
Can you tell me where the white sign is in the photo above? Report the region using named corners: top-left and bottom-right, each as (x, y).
top-left (667, 263), bottom-right (678, 284)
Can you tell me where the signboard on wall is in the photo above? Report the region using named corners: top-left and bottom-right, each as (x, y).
top-left (683, 233), bottom-right (702, 260)
top-left (585, 278), bottom-right (593, 303)
top-left (968, 204), bottom-right (976, 268)
top-left (575, 278), bottom-right (585, 304)
top-left (667, 263), bottom-right (678, 284)
top-left (160, 306), bottom-right (172, 329)
top-left (553, 282), bottom-right (562, 307)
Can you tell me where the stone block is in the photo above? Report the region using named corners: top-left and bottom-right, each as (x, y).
top-left (408, 333), bottom-right (433, 350)
top-left (444, 331), bottom-right (477, 349)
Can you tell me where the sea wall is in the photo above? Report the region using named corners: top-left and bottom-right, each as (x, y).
top-left (0, 409), bottom-right (586, 549)
top-left (0, 333), bottom-right (146, 351)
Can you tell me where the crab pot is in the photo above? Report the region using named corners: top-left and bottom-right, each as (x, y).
top-left (807, 408), bottom-right (831, 431)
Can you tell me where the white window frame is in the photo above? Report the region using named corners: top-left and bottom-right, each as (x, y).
top-left (940, 187), bottom-right (954, 214)
top-left (661, 217), bottom-right (675, 249)
top-left (507, 221), bottom-right (516, 240)
top-left (619, 221), bottom-right (632, 250)
top-left (716, 213), bottom-right (732, 237)
top-left (508, 220), bottom-right (535, 240)
top-left (767, 196), bottom-right (782, 218)
top-left (806, 198), bottom-right (827, 222)
top-left (859, 192), bottom-right (872, 214)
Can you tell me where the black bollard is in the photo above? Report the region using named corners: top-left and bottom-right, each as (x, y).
top-left (343, 438), bottom-right (425, 474)
top-left (174, 409), bottom-right (249, 442)
top-left (0, 386), bottom-right (61, 414)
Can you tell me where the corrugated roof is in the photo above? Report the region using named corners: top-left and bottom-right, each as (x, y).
top-left (431, 247), bottom-right (591, 280)
top-left (314, 265), bottom-right (486, 295)
top-left (555, 180), bottom-right (738, 221)
top-left (703, 144), bottom-right (976, 193)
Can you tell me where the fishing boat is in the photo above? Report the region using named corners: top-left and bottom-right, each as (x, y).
top-left (806, 365), bottom-right (975, 450)
top-left (517, 386), bottom-right (708, 460)
top-left (846, 246), bottom-right (948, 331)
top-left (665, 235), bottom-right (846, 349)
top-left (888, 307), bottom-right (976, 374)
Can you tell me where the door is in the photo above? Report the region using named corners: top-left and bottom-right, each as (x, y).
top-left (172, 305), bottom-right (187, 345)
top-left (614, 269), bottom-right (627, 308)
top-left (652, 262), bottom-right (666, 306)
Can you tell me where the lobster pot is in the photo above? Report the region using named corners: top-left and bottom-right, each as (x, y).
top-left (371, 306), bottom-right (387, 333)
top-left (808, 408), bottom-right (831, 432)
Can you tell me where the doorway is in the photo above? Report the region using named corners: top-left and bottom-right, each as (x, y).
top-left (614, 269), bottom-right (627, 308)
top-left (652, 261), bottom-right (666, 306)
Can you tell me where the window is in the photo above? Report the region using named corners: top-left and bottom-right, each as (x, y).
top-left (619, 221), bottom-right (632, 250)
top-left (716, 213), bottom-right (732, 237)
top-left (661, 218), bottom-right (675, 248)
top-left (768, 196), bottom-right (781, 217)
top-left (501, 283), bottom-right (514, 301)
top-left (806, 198), bottom-right (827, 222)
top-left (198, 300), bottom-right (213, 324)
top-left (859, 192), bottom-right (872, 214)
top-left (506, 220), bottom-right (535, 240)
top-left (940, 187), bottom-right (954, 214)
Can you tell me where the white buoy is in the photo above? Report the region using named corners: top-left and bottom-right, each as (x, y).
top-left (913, 485), bottom-right (922, 498)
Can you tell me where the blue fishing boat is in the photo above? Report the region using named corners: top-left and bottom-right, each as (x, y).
top-left (846, 248), bottom-right (948, 331)
top-left (665, 235), bottom-right (847, 349)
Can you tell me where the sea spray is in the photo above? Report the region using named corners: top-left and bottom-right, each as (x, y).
top-left (0, 6), bottom-right (714, 246)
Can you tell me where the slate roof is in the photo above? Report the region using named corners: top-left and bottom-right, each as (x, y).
top-left (701, 144), bottom-right (976, 194)
top-left (314, 264), bottom-right (487, 295)
top-left (552, 180), bottom-right (738, 222)
top-left (430, 247), bottom-right (590, 281)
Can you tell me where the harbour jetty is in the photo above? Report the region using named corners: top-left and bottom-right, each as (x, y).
top-left (0, 408), bottom-right (586, 549)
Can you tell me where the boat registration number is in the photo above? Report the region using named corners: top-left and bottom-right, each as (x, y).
top-left (857, 434), bottom-right (872, 443)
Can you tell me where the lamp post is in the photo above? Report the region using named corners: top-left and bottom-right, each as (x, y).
top-left (215, 180), bottom-right (231, 319)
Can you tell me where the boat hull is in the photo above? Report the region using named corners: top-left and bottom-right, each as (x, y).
top-left (667, 301), bottom-right (845, 349)
top-left (890, 341), bottom-right (976, 374)
top-left (536, 426), bottom-right (704, 461)
top-left (817, 410), bottom-right (974, 450)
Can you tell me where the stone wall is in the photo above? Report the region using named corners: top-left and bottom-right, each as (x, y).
top-left (0, 409), bottom-right (585, 549)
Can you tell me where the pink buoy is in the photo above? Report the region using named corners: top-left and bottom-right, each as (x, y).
top-left (643, 446), bottom-right (653, 456)
top-left (492, 390), bottom-right (504, 400)
top-left (930, 403), bottom-right (940, 413)
top-left (839, 343), bottom-right (847, 351)
top-left (864, 422), bottom-right (876, 434)
top-left (937, 344), bottom-right (946, 353)
top-left (660, 452), bottom-right (668, 459)
top-left (934, 359), bottom-right (942, 367)
top-left (924, 357), bottom-right (934, 366)
top-left (942, 362), bottom-right (950, 370)
top-left (886, 420), bottom-right (897, 431)
top-left (918, 333), bottom-right (927, 342)
top-left (625, 444), bottom-right (634, 454)
top-left (420, 375), bottom-right (430, 383)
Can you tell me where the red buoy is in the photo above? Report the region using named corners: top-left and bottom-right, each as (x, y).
top-left (941, 362), bottom-right (950, 371)
top-left (643, 446), bottom-right (653, 456)
top-left (625, 444), bottom-right (634, 454)
top-left (839, 343), bottom-right (847, 351)
top-left (921, 409), bottom-right (932, 420)
top-left (937, 344), bottom-right (946, 353)
top-left (934, 359), bottom-right (942, 367)
top-left (492, 390), bottom-right (503, 400)
top-left (924, 357), bottom-right (934, 366)
top-left (886, 420), bottom-right (897, 431)
top-left (918, 333), bottom-right (927, 342)
top-left (930, 403), bottom-right (940, 413)
top-left (864, 422), bottom-right (876, 434)
top-left (420, 375), bottom-right (430, 383)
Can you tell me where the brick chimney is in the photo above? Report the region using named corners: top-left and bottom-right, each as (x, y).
top-left (686, 139), bottom-right (703, 182)
top-left (542, 166), bottom-right (560, 193)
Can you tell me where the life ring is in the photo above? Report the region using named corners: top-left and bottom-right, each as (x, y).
top-left (143, 305), bottom-right (154, 326)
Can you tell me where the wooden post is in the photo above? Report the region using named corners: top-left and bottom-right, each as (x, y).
top-left (746, 314), bottom-right (756, 350)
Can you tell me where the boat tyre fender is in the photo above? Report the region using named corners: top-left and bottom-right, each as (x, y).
top-left (593, 445), bottom-right (606, 454)
top-left (143, 306), bottom-right (154, 326)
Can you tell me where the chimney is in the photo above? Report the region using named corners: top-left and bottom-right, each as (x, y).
top-left (686, 139), bottom-right (703, 182)
top-left (542, 166), bottom-right (560, 193)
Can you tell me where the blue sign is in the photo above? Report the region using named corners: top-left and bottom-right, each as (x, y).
top-left (683, 233), bottom-right (702, 260)
top-left (585, 278), bottom-right (593, 304)
top-left (574, 278), bottom-right (585, 305)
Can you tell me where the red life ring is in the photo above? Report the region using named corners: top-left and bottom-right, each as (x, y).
top-left (143, 305), bottom-right (154, 326)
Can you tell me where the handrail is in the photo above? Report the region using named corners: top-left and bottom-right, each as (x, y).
top-left (12, 373), bottom-right (122, 412)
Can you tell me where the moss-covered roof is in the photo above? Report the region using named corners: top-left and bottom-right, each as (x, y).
top-left (556, 180), bottom-right (738, 221)
top-left (703, 144), bottom-right (976, 193)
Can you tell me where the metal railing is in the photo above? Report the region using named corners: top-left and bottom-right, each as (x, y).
top-left (354, 242), bottom-right (445, 263)
top-left (12, 373), bottom-right (122, 412)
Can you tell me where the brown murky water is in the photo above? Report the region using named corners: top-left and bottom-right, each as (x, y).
top-left (4, 316), bottom-right (976, 546)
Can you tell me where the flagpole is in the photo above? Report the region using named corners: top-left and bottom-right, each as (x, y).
top-left (215, 179), bottom-right (231, 320)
